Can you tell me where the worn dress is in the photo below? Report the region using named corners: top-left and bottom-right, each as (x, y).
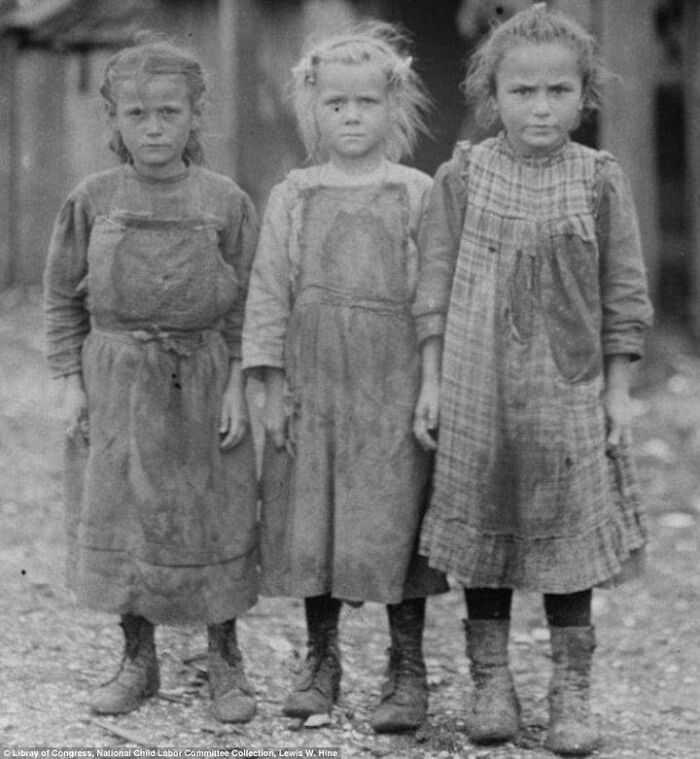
top-left (243, 161), bottom-right (448, 604)
top-left (413, 136), bottom-right (653, 593)
top-left (44, 164), bottom-right (259, 624)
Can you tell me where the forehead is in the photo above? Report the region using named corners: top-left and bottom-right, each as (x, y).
top-left (315, 61), bottom-right (387, 94)
top-left (497, 42), bottom-right (582, 82)
top-left (115, 73), bottom-right (190, 104)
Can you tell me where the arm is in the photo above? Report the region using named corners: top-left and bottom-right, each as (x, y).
top-left (43, 191), bottom-right (92, 439)
top-left (413, 336), bottom-right (443, 451)
top-left (596, 158), bottom-right (653, 450)
top-left (596, 158), bottom-right (654, 360)
top-left (241, 183), bottom-right (295, 448)
top-left (603, 354), bottom-right (634, 449)
top-left (411, 152), bottom-right (467, 449)
top-left (220, 192), bottom-right (259, 359)
top-left (219, 358), bottom-right (247, 450)
top-left (411, 153), bottom-right (467, 345)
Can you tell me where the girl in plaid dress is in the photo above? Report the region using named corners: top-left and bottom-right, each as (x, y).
top-left (412, 6), bottom-right (652, 755)
top-left (242, 23), bottom-right (447, 732)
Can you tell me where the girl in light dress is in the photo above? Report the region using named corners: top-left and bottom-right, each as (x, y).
top-left (242, 23), bottom-right (448, 733)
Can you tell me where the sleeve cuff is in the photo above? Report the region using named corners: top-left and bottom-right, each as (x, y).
top-left (602, 332), bottom-right (646, 361)
top-left (415, 313), bottom-right (446, 345)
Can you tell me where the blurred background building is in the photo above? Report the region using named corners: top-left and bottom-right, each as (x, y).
top-left (0, 0), bottom-right (697, 330)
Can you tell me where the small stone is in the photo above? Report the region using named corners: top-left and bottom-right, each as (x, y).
top-left (303, 713), bottom-right (332, 728)
top-left (658, 512), bottom-right (696, 529)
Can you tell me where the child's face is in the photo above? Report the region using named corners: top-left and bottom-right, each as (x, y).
top-left (113, 74), bottom-right (197, 179)
top-left (314, 61), bottom-right (392, 171)
top-left (493, 42), bottom-right (583, 156)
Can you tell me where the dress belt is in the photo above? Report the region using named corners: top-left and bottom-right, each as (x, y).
top-left (91, 324), bottom-right (219, 357)
top-left (295, 285), bottom-right (409, 314)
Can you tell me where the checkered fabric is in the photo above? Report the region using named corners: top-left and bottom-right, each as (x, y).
top-left (417, 135), bottom-right (652, 592)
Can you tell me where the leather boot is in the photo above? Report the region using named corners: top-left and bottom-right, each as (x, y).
top-left (545, 625), bottom-right (599, 756)
top-left (208, 619), bottom-right (256, 723)
top-left (283, 595), bottom-right (342, 718)
top-left (371, 598), bottom-right (428, 733)
top-left (464, 618), bottom-right (520, 744)
top-left (90, 614), bottom-right (159, 715)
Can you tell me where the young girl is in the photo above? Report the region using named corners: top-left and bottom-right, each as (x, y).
top-left (242, 23), bottom-right (448, 733)
top-left (413, 5), bottom-right (652, 756)
top-left (43, 40), bottom-right (259, 724)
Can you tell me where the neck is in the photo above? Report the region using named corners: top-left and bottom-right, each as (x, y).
top-left (328, 154), bottom-right (386, 177)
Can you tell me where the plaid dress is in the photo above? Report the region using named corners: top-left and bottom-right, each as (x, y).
top-left (413, 135), bottom-right (653, 593)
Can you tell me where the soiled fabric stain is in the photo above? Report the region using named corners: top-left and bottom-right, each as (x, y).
top-left (247, 165), bottom-right (448, 604)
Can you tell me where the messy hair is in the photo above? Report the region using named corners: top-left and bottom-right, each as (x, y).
top-left (100, 35), bottom-right (207, 165)
top-left (464, 3), bottom-right (604, 128)
top-left (292, 21), bottom-right (431, 163)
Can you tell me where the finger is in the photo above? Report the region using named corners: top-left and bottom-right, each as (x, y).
top-left (415, 427), bottom-right (437, 451)
top-left (220, 424), bottom-right (245, 450)
top-left (606, 423), bottom-right (621, 449)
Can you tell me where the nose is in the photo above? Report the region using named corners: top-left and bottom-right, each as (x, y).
top-left (144, 113), bottom-right (164, 135)
top-left (344, 101), bottom-right (361, 122)
top-left (532, 91), bottom-right (551, 117)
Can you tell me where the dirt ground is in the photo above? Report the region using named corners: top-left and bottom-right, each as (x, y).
top-left (1, 286), bottom-right (699, 758)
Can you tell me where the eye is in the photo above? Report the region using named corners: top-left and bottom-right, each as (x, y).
top-left (359, 96), bottom-right (379, 105)
top-left (124, 107), bottom-right (143, 118)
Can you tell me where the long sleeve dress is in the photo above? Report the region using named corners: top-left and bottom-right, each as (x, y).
top-left (242, 161), bottom-right (448, 604)
top-left (413, 135), bottom-right (654, 593)
top-left (44, 163), bottom-right (259, 624)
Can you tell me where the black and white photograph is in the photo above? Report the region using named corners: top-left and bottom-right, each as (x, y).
top-left (1, 1), bottom-right (698, 757)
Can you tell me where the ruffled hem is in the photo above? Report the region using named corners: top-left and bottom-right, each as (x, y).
top-left (420, 441), bottom-right (647, 594)
top-left (420, 499), bottom-right (646, 594)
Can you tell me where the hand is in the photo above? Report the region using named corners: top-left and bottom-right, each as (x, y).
top-left (413, 380), bottom-right (440, 451)
top-left (61, 374), bottom-right (89, 441)
top-left (219, 386), bottom-right (248, 450)
top-left (263, 385), bottom-right (287, 450)
top-left (603, 386), bottom-right (634, 452)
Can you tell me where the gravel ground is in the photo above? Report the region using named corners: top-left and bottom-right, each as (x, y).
top-left (1, 287), bottom-right (699, 758)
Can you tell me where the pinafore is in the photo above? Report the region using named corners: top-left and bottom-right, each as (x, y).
top-left (258, 176), bottom-right (447, 603)
top-left (61, 168), bottom-right (258, 624)
top-left (419, 138), bottom-right (650, 593)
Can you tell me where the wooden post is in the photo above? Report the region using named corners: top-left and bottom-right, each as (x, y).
top-left (684, 0), bottom-right (700, 334)
top-left (0, 36), bottom-right (18, 289)
top-left (596, 0), bottom-right (661, 304)
top-left (217, 0), bottom-right (243, 180)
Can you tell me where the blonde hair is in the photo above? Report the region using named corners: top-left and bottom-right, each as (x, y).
top-left (292, 21), bottom-right (431, 163)
top-left (464, 3), bottom-right (604, 128)
top-left (100, 36), bottom-right (207, 165)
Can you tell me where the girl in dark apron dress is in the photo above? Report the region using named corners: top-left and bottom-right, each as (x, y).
top-left (44, 40), bottom-right (259, 723)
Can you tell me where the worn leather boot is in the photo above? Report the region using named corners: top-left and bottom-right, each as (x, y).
top-left (545, 625), bottom-right (599, 756)
top-left (208, 619), bottom-right (256, 723)
top-left (464, 618), bottom-right (520, 744)
top-left (371, 598), bottom-right (428, 733)
top-left (283, 595), bottom-right (342, 718)
top-left (90, 614), bottom-right (160, 715)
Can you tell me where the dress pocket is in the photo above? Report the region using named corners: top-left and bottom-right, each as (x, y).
top-left (542, 220), bottom-right (602, 383)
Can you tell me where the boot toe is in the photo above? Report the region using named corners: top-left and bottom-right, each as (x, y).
top-left (212, 689), bottom-right (257, 723)
top-left (545, 721), bottom-right (599, 756)
top-left (371, 700), bottom-right (427, 733)
top-left (283, 688), bottom-right (334, 718)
